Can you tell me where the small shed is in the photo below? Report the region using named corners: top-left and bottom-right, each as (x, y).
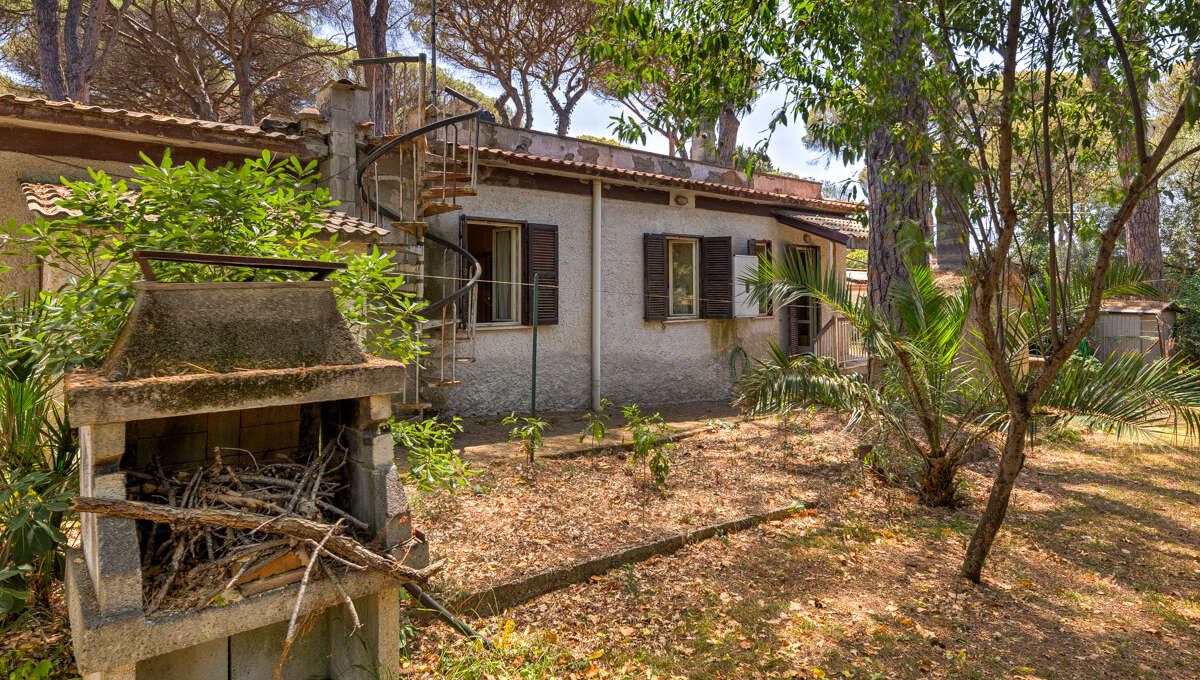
top-left (1090, 299), bottom-right (1180, 362)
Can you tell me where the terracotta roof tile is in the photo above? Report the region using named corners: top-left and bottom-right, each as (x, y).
top-left (20, 182), bottom-right (386, 239)
top-left (469, 146), bottom-right (863, 214)
top-left (0, 94), bottom-right (301, 145)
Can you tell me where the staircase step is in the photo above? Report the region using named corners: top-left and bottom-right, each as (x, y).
top-left (420, 318), bottom-right (460, 333)
top-left (423, 379), bottom-right (463, 388)
top-left (394, 402), bottom-right (434, 411)
top-left (423, 334), bottom-right (472, 344)
top-left (422, 172), bottom-right (473, 184)
top-left (391, 221), bottom-right (428, 239)
top-left (381, 246), bottom-right (422, 257)
top-left (422, 187), bottom-right (477, 201)
top-left (421, 201), bottom-right (463, 217)
top-left (424, 153), bottom-right (469, 167)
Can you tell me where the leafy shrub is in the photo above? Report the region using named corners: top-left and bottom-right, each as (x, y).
top-left (622, 405), bottom-right (674, 493)
top-left (503, 414), bottom-right (548, 463)
top-left (579, 398), bottom-right (613, 446)
top-left (391, 416), bottom-right (476, 492)
top-left (1174, 270), bottom-right (1200, 365)
top-left (0, 151), bottom-right (424, 370)
top-left (0, 313), bottom-right (77, 619)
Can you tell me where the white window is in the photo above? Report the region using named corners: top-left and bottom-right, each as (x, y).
top-left (465, 221), bottom-right (521, 324)
top-left (668, 237), bottom-right (698, 318)
top-left (754, 241), bottom-right (771, 315)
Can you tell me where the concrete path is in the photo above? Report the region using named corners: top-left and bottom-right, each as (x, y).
top-left (452, 401), bottom-right (741, 465)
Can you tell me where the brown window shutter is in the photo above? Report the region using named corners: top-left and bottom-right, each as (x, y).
top-left (643, 233), bottom-right (667, 321)
top-left (522, 223), bottom-right (558, 326)
top-left (700, 236), bottom-right (733, 319)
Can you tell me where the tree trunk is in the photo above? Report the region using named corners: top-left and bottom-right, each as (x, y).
top-left (235, 57), bottom-right (255, 125)
top-left (866, 133), bottom-right (929, 313)
top-left (866, 4), bottom-right (930, 318)
top-left (960, 412), bottom-right (1027, 582)
top-left (935, 176), bottom-right (969, 272)
top-left (689, 119), bottom-right (717, 162)
top-left (920, 454), bottom-right (959, 506)
top-left (32, 0), bottom-right (68, 101)
top-left (351, 0), bottom-right (390, 131)
top-left (1125, 182), bottom-right (1164, 286)
top-left (716, 106), bottom-right (740, 167)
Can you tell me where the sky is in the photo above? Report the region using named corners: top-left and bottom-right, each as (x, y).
top-left (416, 40), bottom-right (865, 189)
top-left (0, 15), bottom-right (862, 188)
top-left (499, 79), bottom-right (865, 187)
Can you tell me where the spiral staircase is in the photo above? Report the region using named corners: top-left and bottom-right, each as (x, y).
top-left (353, 55), bottom-right (486, 415)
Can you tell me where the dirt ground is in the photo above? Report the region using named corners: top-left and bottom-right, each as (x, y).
top-left (5, 412), bottom-right (1199, 680)
top-left (450, 401), bottom-right (741, 462)
top-left (417, 409), bottom-right (847, 596)
top-left (405, 422), bottom-right (1200, 680)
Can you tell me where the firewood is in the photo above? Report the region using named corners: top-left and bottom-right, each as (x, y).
top-left (74, 497), bottom-right (442, 583)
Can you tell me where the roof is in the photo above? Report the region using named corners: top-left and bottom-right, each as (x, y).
top-left (776, 210), bottom-right (868, 240)
top-left (1100, 299), bottom-right (1180, 314)
top-left (773, 209), bottom-right (856, 245)
top-left (20, 182), bottom-right (387, 239)
top-left (469, 146), bottom-right (862, 215)
top-left (0, 94), bottom-right (302, 152)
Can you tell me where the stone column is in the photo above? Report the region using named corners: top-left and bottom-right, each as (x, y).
top-left (78, 423), bottom-right (143, 618)
top-left (316, 80), bottom-right (370, 214)
top-left (345, 395), bottom-right (412, 550)
top-left (328, 588), bottom-right (401, 679)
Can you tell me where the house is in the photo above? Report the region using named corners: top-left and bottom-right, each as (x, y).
top-left (0, 79), bottom-right (866, 417)
top-left (1090, 299), bottom-right (1180, 362)
top-left (0, 92), bottom-right (384, 297)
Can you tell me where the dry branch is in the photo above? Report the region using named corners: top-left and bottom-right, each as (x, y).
top-left (74, 497), bottom-right (443, 583)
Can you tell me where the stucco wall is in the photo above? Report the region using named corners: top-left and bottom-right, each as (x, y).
top-left (426, 182), bottom-right (844, 416)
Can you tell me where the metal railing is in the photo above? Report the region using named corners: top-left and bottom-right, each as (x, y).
top-left (352, 58), bottom-right (487, 402)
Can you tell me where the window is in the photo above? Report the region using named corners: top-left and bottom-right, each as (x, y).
top-left (668, 237), bottom-right (698, 317)
top-left (753, 240), bottom-right (772, 315)
top-left (464, 221), bottom-right (520, 324)
top-left (460, 218), bottom-right (559, 327)
top-left (644, 234), bottom-right (732, 321)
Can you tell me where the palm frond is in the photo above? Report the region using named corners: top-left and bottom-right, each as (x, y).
top-left (733, 341), bottom-right (876, 418)
top-left (1038, 354), bottom-right (1200, 441)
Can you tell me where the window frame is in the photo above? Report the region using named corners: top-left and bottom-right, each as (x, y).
top-left (489, 224), bottom-right (521, 324)
top-left (753, 240), bottom-right (772, 316)
top-left (666, 236), bottom-right (700, 319)
top-left (465, 219), bottom-right (523, 327)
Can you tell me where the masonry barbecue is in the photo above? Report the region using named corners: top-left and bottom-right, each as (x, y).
top-left (65, 251), bottom-right (430, 680)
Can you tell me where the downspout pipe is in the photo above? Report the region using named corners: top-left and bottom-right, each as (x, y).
top-left (591, 179), bottom-right (602, 410)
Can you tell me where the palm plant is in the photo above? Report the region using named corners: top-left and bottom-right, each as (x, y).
top-left (0, 296), bottom-right (77, 618)
top-left (737, 252), bottom-right (1200, 506)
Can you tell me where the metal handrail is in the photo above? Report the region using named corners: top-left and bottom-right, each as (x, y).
top-left (354, 92), bottom-right (486, 320)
